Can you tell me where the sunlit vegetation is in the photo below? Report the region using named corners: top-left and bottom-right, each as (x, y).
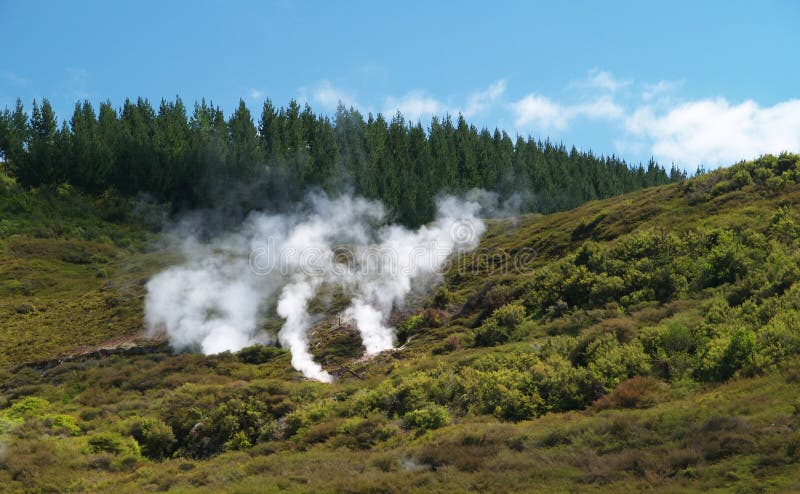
top-left (1, 154), bottom-right (799, 492)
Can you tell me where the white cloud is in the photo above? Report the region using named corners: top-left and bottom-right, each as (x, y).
top-left (514, 70), bottom-right (800, 168)
top-left (464, 79), bottom-right (507, 117)
top-left (512, 94), bottom-right (623, 131)
top-left (625, 98), bottom-right (800, 167)
top-left (642, 79), bottom-right (684, 102)
top-left (574, 96), bottom-right (625, 120)
top-left (512, 94), bottom-right (570, 131)
top-left (313, 80), bottom-right (358, 110)
top-left (299, 70), bottom-right (799, 170)
top-left (249, 88), bottom-right (265, 101)
top-left (384, 91), bottom-right (446, 122)
top-left (572, 68), bottom-right (631, 92)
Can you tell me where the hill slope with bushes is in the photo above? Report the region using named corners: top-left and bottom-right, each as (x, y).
top-left (1, 153), bottom-right (799, 493)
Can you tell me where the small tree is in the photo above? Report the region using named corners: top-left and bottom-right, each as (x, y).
top-left (130, 418), bottom-right (177, 460)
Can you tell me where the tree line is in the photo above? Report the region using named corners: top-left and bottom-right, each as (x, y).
top-left (0, 97), bottom-right (684, 226)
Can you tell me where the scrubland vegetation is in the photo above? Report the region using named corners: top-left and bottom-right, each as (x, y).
top-left (1, 153), bottom-right (799, 492)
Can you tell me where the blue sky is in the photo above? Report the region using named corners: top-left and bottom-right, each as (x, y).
top-left (1, 0), bottom-right (798, 169)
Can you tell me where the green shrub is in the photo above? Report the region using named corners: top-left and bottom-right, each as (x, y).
top-left (492, 303), bottom-right (526, 328)
top-left (754, 311), bottom-right (800, 368)
top-left (473, 320), bottom-right (506, 347)
top-left (459, 367), bottom-right (543, 421)
top-left (88, 432), bottom-right (132, 455)
top-left (768, 206), bottom-right (799, 243)
top-left (237, 344), bottom-right (285, 364)
top-left (711, 179), bottom-right (734, 196)
top-left (130, 418), bottom-right (176, 460)
top-left (0, 413), bottom-right (22, 434)
top-left (7, 396), bottom-right (49, 420)
top-left (700, 232), bottom-right (750, 287)
top-left (225, 431), bottom-right (252, 451)
top-left (473, 303), bottom-right (526, 347)
top-left (698, 327), bottom-right (756, 381)
top-left (587, 338), bottom-right (652, 388)
top-left (44, 414), bottom-right (81, 435)
top-left (283, 399), bottom-right (335, 438)
top-left (732, 169), bottom-right (753, 188)
top-left (397, 313), bottom-right (424, 342)
top-left (432, 286), bottom-right (453, 309)
top-left (705, 298), bottom-right (730, 324)
top-left (332, 414), bottom-right (397, 449)
top-left (402, 405), bottom-right (450, 432)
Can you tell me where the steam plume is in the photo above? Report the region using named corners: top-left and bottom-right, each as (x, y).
top-left (145, 193), bottom-right (485, 381)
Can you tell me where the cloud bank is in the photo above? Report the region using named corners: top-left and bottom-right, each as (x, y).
top-left (299, 68), bottom-right (798, 169)
top-left (625, 98), bottom-right (800, 167)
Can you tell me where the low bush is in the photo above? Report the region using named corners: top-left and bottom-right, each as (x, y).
top-left (472, 303), bottom-right (526, 347)
top-left (130, 418), bottom-right (176, 460)
top-left (402, 405), bottom-right (450, 432)
top-left (593, 376), bottom-right (666, 410)
top-left (238, 344), bottom-right (286, 365)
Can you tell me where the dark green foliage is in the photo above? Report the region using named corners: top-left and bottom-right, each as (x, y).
top-left (237, 344), bottom-right (285, 364)
top-left (130, 418), bottom-right (176, 460)
top-left (87, 432), bottom-right (130, 455)
top-left (0, 97), bottom-right (679, 227)
top-left (473, 303), bottom-right (526, 347)
top-left (431, 286), bottom-right (452, 309)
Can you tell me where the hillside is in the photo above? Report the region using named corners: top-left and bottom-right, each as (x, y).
top-left (1, 153), bottom-right (800, 493)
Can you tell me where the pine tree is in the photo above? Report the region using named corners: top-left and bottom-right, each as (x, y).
top-left (1, 95), bottom-right (678, 228)
top-left (227, 99), bottom-right (262, 185)
top-left (188, 100), bottom-right (228, 206)
top-left (69, 100), bottom-right (112, 192)
top-left (24, 98), bottom-right (61, 186)
top-left (333, 104), bottom-right (368, 194)
top-left (0, 99), bottom-right (29, 169)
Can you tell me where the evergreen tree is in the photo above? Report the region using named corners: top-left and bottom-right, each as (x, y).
top-left (188, 99), bottom-right (228, 206)
top-left (115, 98), bottom-right (157, 196)
top-left (69, 100), bottom-right (112, 192)
top-left (153, 97), bottom-right (191, 203)
top-left (0, 99), bottom-right (29, 169)
top-left (333, 104), bottom-right (368, 194)
top-left (2, 96), bottom-right (678, 228)
top-left (227, 99), bottom-right (262, 189)
top-left (23, 98), bottom-right (61, 186)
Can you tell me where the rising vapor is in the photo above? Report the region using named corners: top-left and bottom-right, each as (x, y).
top-left (145, 193), bottom-right (485, 381)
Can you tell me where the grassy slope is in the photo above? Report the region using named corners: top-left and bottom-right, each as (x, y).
top-left (0, 177), bottom-right (170, 368)
top-left (1, 156), bottom-right (800, 493)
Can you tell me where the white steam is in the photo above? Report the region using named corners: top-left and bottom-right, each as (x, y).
top-left (145, 193), bottom-right (485, 381)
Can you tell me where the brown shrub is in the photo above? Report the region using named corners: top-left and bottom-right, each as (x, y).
top-left (485, 284), bottom-right (511, 311)
top-left (444, 335), bottom-right (461, 352)
top-left (593, 376), bottom-right (667, 410)
top-left (296, 420), bottom-right (341, 447)
top-left (598, 317), bottom-right (638, 342)
top-left (416, 441), bottom-right (499, 472)
top-left (664, 447), bottom-right (702, 473)
top-left (421, 308), bottom-right (446, 328)
top-left (686, 415), bottom-right (756, 461)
